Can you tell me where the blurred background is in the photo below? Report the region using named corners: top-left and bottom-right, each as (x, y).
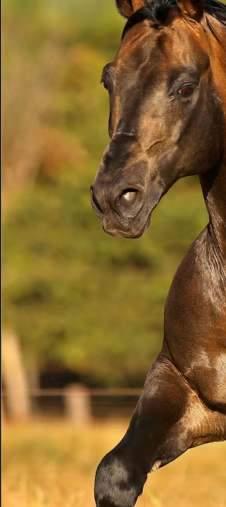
top-left (3, 1), bottom-right (226, 506)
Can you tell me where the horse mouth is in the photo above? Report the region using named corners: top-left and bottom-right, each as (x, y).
top-left (102, 215), bottom-right (151, 239)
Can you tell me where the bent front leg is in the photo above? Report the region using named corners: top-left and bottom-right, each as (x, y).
top-left (95, 355), bottom-right (192, 507)
top-left (94, 354), bottom-right (226, 507)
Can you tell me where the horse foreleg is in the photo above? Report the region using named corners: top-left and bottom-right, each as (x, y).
top-left (94, 354), bottom-right (226, 507)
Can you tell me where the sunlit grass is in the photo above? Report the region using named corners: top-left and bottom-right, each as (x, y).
top-left (3, 420), bottom-right (226, 507)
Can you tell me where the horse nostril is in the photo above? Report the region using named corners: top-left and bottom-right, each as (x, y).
top-left (120, 188), bottom-right (139, 206)
top-left (90, 186), bottom-right (104, 215)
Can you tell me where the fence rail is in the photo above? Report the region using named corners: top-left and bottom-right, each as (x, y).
top-left (2, 386), bottom-right (143, 422)
top-left (3, 388), bottom-right (142, 397)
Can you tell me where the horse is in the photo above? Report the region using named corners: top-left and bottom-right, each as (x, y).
top-left (91, 0), bottom-right (226, 505)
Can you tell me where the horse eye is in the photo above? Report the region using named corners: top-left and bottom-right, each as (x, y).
top-left (101, 74), bottom-right (110, 90)
top-left (177, 83), bottom-right (195, 98)
top-left (101, 64), bottom-right (113, 91)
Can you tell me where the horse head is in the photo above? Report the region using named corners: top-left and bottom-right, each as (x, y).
top-left (91, 0), bottom-right (225, 239)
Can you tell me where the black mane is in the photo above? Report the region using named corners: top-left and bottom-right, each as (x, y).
top-left (122, 0), bottom-right (226, 37)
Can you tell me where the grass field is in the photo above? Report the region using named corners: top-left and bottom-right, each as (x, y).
top-left (3, 420), bottom-right (226, 507)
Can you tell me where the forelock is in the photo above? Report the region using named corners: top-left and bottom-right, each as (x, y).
top-left (122, 0), bottom-right (226, 38)
top-left (122, 0), bottom-right (177, 38)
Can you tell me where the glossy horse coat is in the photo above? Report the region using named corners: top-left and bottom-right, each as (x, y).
top-left (91, 1), bottom-right (226, 506)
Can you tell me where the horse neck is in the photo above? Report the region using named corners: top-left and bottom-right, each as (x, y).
top-left (200, 16), bottom-right (226, 258)
top-left (200, 160), bottom-right (226, 257)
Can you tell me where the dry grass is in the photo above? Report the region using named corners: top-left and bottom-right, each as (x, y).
top-left (3, 420), bottom-right (226, 507)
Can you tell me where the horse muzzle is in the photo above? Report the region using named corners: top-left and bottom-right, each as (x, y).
top-left (91, 186), bottom-right (149, 239)
top-left (90, 174), bottom-right (164, 239)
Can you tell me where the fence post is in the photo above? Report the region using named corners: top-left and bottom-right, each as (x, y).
top-left (64, 384), bottom-right (91, 424)
top-left (2, 330), bottom-right (31, 420)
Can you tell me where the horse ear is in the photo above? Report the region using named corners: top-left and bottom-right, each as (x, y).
top-left (116, 0), bottom-right (145, 18)
top-left (177, 0), bottom-right (203, 20)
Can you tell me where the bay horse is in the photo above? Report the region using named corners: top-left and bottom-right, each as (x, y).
top-left (91, 0), bottom-right (226, 505)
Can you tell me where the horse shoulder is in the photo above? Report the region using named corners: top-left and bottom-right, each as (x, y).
top-left (163, 226), bottom-right (226, 411)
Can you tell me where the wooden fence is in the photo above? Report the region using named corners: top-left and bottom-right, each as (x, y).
top-left (2, 385), bottom-right (142, 423)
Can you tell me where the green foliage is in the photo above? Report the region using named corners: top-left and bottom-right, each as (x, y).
top-left (4, 178), bottom-right (207, 386)
top-left (4, 0), bottom-right (208, 386)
